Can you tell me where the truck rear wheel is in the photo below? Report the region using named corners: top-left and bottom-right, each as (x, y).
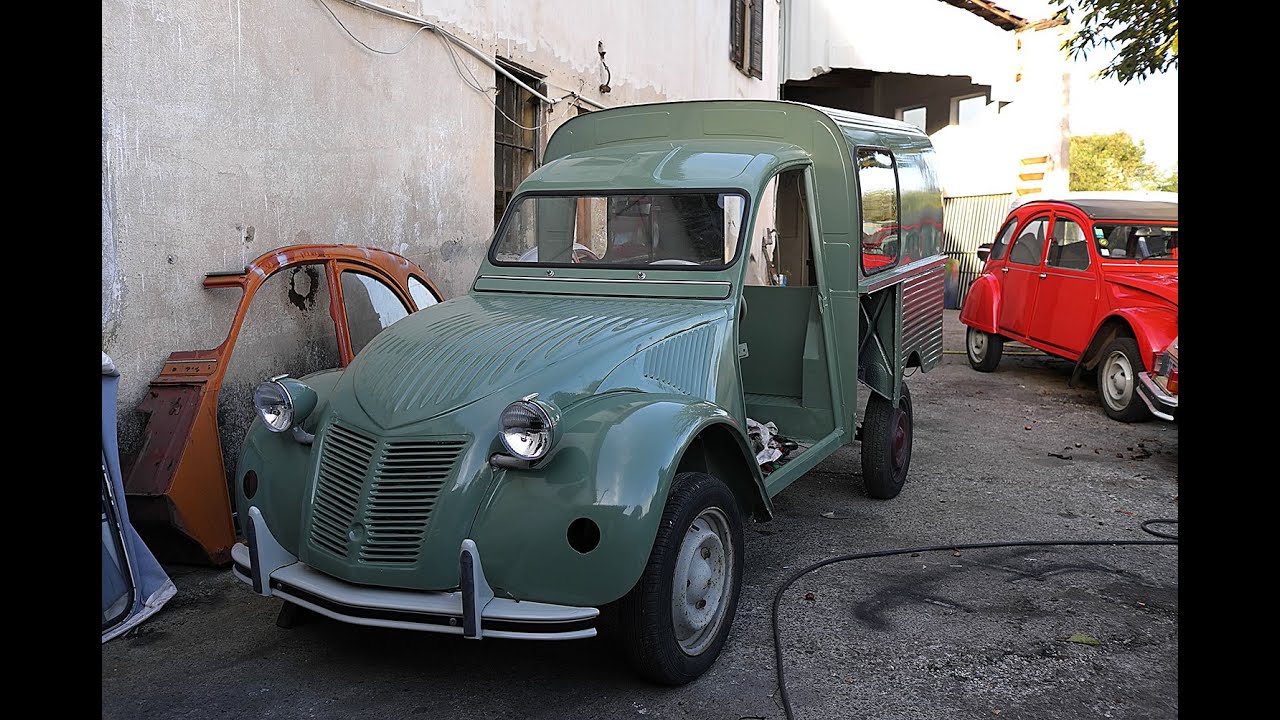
top-left (861, 383), bottom-right (913, 499)
top-left (618, 472), bottom-right (743, 685)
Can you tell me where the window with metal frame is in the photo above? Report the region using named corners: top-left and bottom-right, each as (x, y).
top-left (494, 62), bottom-right (545, 229)
top-left (951, 93), bottom-right (989, 126)
top-left (1046, 218), bottom-right (1090, 271)
top-left (1008, 217), bottom-right (1049, 266)
top-left (899, 106), bottom-right (927, 132)
top-left (729, 0), bottom-right (763, 79)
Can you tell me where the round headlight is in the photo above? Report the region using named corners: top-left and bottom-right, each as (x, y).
top-left (253, 380), bottom-right (293, 433)
top-left (499, 398), bottom-right (559, 461)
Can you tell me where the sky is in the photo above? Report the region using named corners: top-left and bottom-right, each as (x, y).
top-left (997, 0), bottom-right (1179, 171)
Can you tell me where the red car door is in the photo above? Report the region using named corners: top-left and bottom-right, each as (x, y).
top-left (1027, 210), bottom-right (1099, 357)
top-left (996, 215), bottom-right (1050, 339)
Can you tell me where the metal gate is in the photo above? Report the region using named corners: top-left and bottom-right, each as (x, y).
top-left (941, 192), bottom-right (1013, 309)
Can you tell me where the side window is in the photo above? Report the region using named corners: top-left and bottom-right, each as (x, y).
top-left (857, 148), bottom-right (900, 274)
top-left (1046, 218), bottom-right (1090, 271)
top-left (747, 168), bottom-right (813, 287)
top-left (1007, 217), bottom-right (1049, 267)
top-left (989, 218), bottom-right (1018, 261)
top-left (408, 276), bottom-right (440, 310)
top-left (341, 272), bottom-right (410, 356)
top-left (951, 93), bottom-right (989, 126)
top-left (899, 106), bottom-right (926, 131)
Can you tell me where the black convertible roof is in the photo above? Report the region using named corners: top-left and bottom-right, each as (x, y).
top-left (1012, 193), bottom-right (1178, 222)
top-left (1063, 199), bottom-right (1178, 222)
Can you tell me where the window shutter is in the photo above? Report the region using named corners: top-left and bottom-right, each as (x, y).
top-left (749, 0), bottom-right (763, 79)
top-left (729, 0), bottom-right (744, 68)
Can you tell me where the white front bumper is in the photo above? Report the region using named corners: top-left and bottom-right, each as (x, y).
top-left (233, 508), bottom-right (598, 641)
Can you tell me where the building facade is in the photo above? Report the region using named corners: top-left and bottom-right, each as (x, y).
top-left (102, 0), bottom-right (780, 463)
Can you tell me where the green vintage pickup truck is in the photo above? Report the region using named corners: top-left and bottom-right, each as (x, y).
top-left (232, 99), bottom-right (946, 684)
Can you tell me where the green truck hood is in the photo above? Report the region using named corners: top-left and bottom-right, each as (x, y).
top-left (340, 292), bottom-right (727, 429)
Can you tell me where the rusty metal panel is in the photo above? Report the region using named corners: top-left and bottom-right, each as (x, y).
top-left (122, 244), bottom-right (443, 566)
top-left (941, 193), bottom-right (1013, 308)
top-left (125, 383), bottom-right (204, 496)
top-left (124, 375), bottom-right (235, 565)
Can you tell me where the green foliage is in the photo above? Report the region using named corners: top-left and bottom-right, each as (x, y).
top-left (1069, 132), bottom-right (1171, 192)
top-left (1049, 0), bottom-right (1178, 84)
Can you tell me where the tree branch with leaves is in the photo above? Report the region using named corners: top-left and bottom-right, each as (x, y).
top-left (1049, 0), bottom-right (1178, 84)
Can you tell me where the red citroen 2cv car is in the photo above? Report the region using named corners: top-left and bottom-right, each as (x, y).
top-left (959, 192), bottom-right (1177, 422)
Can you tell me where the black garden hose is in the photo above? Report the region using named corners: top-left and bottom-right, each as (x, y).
top-left (770, 519), bottom-right (1179, 720)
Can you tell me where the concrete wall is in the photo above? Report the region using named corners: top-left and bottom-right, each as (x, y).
top-left (103, 0), bottom-right (779, 462)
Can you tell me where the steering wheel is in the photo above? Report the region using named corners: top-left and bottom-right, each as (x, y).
top-left (572, 246), bottom-right (601, 263)
top-left (517, 243), bottom-right (600, 263)
top-left (648, 259), bottom-right (700, 266)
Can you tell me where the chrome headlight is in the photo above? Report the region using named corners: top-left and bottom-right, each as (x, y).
top-left (253, 375), bottom-right (318, 433)
top-left (499, 395), bottom-right (561, 461)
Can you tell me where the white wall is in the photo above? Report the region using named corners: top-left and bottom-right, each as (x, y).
top-left (782, 0), bottom-right (1015, 93)
top-left (102, 0), bottom-right (779, 456)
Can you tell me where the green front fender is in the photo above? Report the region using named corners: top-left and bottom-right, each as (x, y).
top-left (233, 368), bottom-right (344, 555)
top-left (469, 392), bottom-right (770, 607)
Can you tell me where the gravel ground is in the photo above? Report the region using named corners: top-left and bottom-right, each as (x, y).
top-left (103, 310), bottom-right (1178, 720)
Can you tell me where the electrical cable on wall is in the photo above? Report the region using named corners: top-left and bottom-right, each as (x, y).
top-left (771, 519), bottom-right (1179, 720)
top-left (318, 0), bottom-right (603, 131)
top-left (316, 0), bottom-right (429, 55)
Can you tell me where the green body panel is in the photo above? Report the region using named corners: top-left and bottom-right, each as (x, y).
top-left (470, 393), bottom-right (768, 606)
top-left (239, 100), bottom-right (946, 608)
top-left (472, 274), bottom-right (732, 299)
top-left (235, 368), bottom-right (345, 550)
top-left (237, 292), bottom-right (767, 597)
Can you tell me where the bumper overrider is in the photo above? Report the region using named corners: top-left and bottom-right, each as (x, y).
top-left (231, 507), bottom-right (599, 640)
top-left (1136, 371), bottom-right (1178, 421)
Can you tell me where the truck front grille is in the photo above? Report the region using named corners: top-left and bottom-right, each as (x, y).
top-left (309, 422), bottom-right (468, 566)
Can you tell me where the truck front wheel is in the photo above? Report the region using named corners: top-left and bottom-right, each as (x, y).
top-left (861, 383), bottom-right (913, 499)
top-left (618, 472), bottom-right (744, 685)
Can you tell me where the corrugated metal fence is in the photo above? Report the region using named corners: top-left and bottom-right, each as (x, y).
top-left (941, 192), bottom-right (1014, 309)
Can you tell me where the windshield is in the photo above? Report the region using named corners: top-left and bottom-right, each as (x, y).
top-left (491, 192), bottom-right (747, 268)
top-left (1093, 222), bottom-right (1178, 262)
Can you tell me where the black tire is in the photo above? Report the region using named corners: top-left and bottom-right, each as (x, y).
top-left (965, 326), bottom-right (1003, 372)
top-left (617, 472), bottom-right (744, 685)
top-left (1096, 336), bottom-right (1152, 422)
top-left (861, 383), bottom-right (913, 499)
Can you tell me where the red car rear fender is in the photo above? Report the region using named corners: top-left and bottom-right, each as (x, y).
top-left (959, 274), bottom-right (1000, 333)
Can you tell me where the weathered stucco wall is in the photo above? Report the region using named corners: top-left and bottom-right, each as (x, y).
top-left (102, 0), bottom-right (779, 463)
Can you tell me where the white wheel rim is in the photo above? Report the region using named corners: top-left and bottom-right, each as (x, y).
top-left (1102, 350), bottom-right (1134, 409)
top-left (967, 328), bottom-right (987, 360)
top-left (671, 507), bottom-right (733, 656)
